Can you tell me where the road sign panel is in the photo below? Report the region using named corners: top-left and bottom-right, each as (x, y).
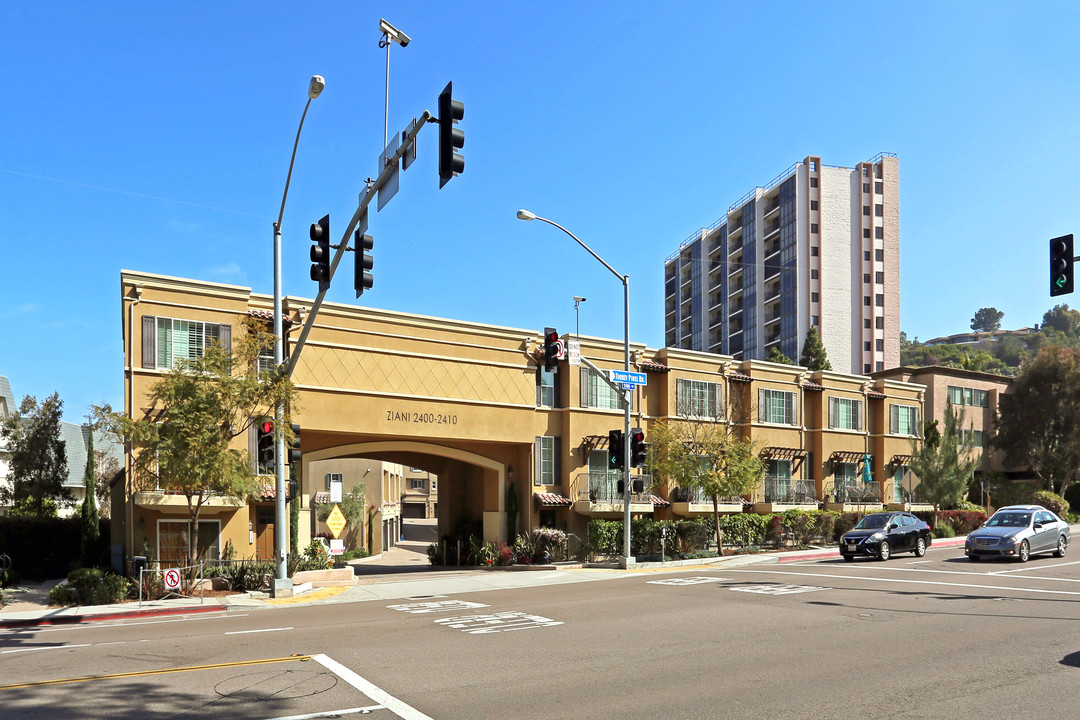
top-left (164, 568), bottom-right (182, 590)
top-left (609, 370), bottom-right (646, 386)
top-left (326, 504), bottom-right (347, 539)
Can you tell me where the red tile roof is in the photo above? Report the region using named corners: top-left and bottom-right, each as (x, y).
top-left (535, 492), bottom-right (572, 507)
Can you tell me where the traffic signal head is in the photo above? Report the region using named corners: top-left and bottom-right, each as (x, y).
top-left (629, 427), bottom-right (648, 468)
top-left (608, 429), bottom-right (625, 472)
top-left (289, 423), bottom-right (301, 465)
top-left (355, 230), bottom-right (374, 298)
top-left (310, 214), bottom-right (331, 292)
top-left (543, 327), bottom-right (563, 373)
top-left (1051, 234), bottom-right (1074, 297)
top-left (257, 419), bottom-right (275, 475)
top-left (437, 81), bottom-right (465, 188)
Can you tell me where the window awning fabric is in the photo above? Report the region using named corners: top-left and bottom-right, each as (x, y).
top-left (535, 492), bottom-right (573, 507)
top-left (642, 494), bottom-right (670, 508)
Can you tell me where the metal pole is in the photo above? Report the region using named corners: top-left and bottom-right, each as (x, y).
top-left (519, 213), bottom-right (634, 563)
top-left (273, 94), bottom-right (313, 582)
top-left (383, 35), bottom-right (390, 151)
top-left (622, 275), bottom-right (632, 563)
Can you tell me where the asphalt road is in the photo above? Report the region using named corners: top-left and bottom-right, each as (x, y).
top-left (3, 543), bottom-right (1079, 719)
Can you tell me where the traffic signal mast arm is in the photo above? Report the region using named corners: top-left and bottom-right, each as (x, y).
top-left (577, 353), bottom-right (631, 409)
top-left (285, 109), bottom-right (434, 380)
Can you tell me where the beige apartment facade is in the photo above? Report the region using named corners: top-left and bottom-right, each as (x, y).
top-left (872, 366), bottom-right (1016, 478)
top-left (116, 271), bottom-right (928, 567)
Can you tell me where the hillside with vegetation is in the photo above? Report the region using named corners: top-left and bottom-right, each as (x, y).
top-left (900, 305), bottom-right (1080, 376)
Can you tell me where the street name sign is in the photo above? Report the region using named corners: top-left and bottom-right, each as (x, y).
top-left (609, 370), bottom-right (647, 386)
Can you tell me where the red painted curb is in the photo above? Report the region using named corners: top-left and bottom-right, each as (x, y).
top-left (0, 603), bottom-right (227, 629)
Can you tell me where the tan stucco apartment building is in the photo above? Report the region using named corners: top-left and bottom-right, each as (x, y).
top-left (116, 271), bottom-right (927, 567)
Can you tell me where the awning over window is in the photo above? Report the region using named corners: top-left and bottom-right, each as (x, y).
top-left (866, 390), bottom-right (887, 400)
top-left (535, 492), bottom-right (572, 507)
top-left (247, 308), bottom-right (293, 328)
top-left (830, 451), bottom-right (868, 464)
top-left (802, 382), bottom-right (825, 392)
top-left (728, 372), bottom-right (753, 383)
top-left (890, 454), bottom-right (912, 467)
top-left (761, 446), bottom-right (809, 460)
top-left (641, 360), bottom-right (670, 373)
top-left (582, 434), bottom-right (610, 454)
top-left (642, 494), bottom-right (670, 508)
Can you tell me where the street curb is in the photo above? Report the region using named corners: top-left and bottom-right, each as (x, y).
top-left (0, 603), bottom-right (228, 629)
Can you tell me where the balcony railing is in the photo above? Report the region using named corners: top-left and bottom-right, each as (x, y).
top-left (826, 480), bottom-right (882, 504)
top-left (670, 487), bottom-right (744, 505)
top-left (570, 472), bottom-right (653, 504)
top-left (762, 478), bottom-right (818, 504)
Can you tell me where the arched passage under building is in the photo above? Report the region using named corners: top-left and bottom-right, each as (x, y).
top-left (301, 441), bottom-right (508, 554)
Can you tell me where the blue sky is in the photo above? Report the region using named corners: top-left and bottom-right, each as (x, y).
top-left (3, 2), bottom-right (1080, 423)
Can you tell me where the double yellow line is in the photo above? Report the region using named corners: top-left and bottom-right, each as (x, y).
top-left (0, 654), bottom-right (311, 691)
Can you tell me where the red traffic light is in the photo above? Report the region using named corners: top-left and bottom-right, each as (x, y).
top-left (262, 420), bottom-right (274, 434)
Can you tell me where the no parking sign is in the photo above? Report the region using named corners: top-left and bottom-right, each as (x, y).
top-left (164, 568), bottom-right (182, 590)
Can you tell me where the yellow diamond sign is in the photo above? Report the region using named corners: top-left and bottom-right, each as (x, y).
top-left (326, 504), bottom-right (347, 539)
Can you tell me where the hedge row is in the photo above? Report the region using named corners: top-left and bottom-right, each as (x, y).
top-left (588, 507), bottom-right (991, 557)
top-left (0, 516), bottom-right (110, 581)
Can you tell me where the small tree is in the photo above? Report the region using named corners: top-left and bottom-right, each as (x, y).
top-left (647, 419), bottom-right (763, 553)
top-left (800, 327), bottom-right (832, 371)
top-left (970, 307), bottom-right (1004, 333)
top-left (994, 345), bottom-right (1080, 496)
top-left (766, 347), bottom-right (795, 365)
top-left (80, 420), bottom-right (100, 567)
top-left (97, 317), bottom-right (296, 568)
top-left (0, 392), bottom-right (72, 516)
top-left (908, 405), bottom-right (977, 525)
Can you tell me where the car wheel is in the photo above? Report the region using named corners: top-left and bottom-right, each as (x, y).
top-left (878, 541), bottom-right (891, 561)
top-left (843, 555), bottom-right (854, 562)
top-left (914, 537), bottom-right (927, 558)
top-left (1054, 536), bottom-right (1068, 558)
top-left (1018, 540), bottom-right (1030, 562)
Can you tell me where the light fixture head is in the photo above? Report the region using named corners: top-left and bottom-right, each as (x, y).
top-left (574, 296), bottom-right (587, 303)
top-left (516, 209), bottom-right (536, 221)
top-left (308, 75), bottom-right (325, 99)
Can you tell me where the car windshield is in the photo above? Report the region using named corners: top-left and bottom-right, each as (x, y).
top-left (986, 512), bottom-right (1031, 528)
top-left (853, 514), bottom-right (891, 530)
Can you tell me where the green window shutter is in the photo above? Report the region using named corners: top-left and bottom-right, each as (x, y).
top-left (142, 315), bottom-right (157, 368)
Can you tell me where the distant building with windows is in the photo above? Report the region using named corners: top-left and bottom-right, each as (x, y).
top-left (665, 153), bottom-right (900, 375)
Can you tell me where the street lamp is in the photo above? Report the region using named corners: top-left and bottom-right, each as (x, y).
top-left (516, 209), bottom-right (634, 563)
top-left (271, 74), bottom-right (324, 584)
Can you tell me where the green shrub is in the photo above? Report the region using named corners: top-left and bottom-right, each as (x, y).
top-left (51, 568), bottom-right (132, 606)
top-left (294, 541), bottom-right (332, 572)
top-left (1030, 490), bottom-right (1070, 518)
top-left (49, 582), bottom-right (76, 606)
top-left (933, 522), bottom-right (957, 539)
top-left (341, 549), bottom-right (370, 561)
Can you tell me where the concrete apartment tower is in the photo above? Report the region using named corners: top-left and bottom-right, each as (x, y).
top-left (664, 154), bottom-right (900, 375)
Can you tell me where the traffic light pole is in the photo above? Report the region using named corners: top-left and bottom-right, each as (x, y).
top-left (285, 110), bottom-right (434, 380)
top-left (515, 213), bottom-right (634, 563)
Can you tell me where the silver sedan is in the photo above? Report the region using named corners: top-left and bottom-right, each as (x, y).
top-left (964, 504), bottom-right (1070, 562)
